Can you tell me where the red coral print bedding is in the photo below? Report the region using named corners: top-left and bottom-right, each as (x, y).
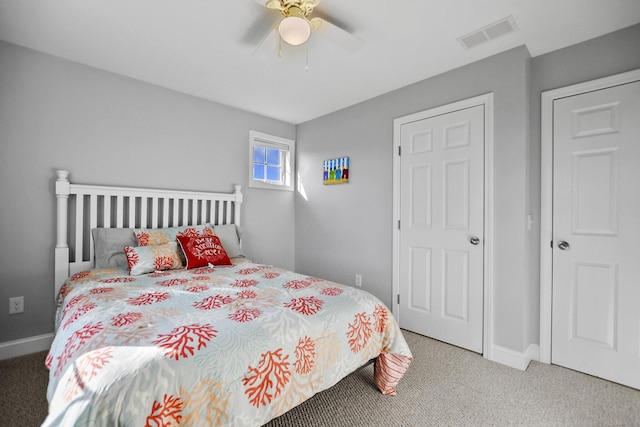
top-left (44, 259), bottom-right (412, 426)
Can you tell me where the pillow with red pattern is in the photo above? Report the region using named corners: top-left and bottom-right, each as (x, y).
top-left (124, 242), bottom-right (184, 275)
top-left (176, 235), bottom-right (232, 269)
top-left (134, 224), bottom-right (215, 246)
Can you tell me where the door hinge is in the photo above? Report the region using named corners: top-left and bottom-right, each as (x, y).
top-left (550, 240), bottom-right (553, 248)
top-left (397, 294), bottom-right (400, 304)
top-left (398, 220), bottom-right (401, 230)
top-left (398, 146), bottom-right (401, 156)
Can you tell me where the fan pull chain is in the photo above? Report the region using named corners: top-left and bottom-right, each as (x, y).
top-left (304, 43), bottom-right (309, 71)
top-left (278, 36), bottom-right (282, 58)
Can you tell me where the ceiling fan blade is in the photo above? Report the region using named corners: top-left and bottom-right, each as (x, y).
top-left (313, 17), bottom-right (364, 53)
top-left (252, 27), bottom-right (280, 57)
top-left (253, 0), bottom-right (285, 11)
top-left (242, 7), bottom-right (281, 46)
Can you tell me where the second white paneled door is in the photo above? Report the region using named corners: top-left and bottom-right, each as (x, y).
top-left (551, 79), bottom-right (640, 389)
top-left (398, 104), bottom-right (485, 353)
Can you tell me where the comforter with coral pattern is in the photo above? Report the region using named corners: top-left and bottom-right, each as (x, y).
top-left (44, 259), bottom-right (412, 426)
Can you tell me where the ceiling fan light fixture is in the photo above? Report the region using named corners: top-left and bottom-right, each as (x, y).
top-left (278, 15), bottom-right (311, 46)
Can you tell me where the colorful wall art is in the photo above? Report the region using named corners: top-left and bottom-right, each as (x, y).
top-left (323, 157), bottom-right (349, 185)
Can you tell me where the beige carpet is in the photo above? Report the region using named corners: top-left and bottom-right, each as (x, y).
top-left (0, 350), bottom-right (49, 426)
top-left (2, 331), bottom-right (640, 426)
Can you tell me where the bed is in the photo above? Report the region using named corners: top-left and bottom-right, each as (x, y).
top-left (44, 170), bottom-right (412, 426)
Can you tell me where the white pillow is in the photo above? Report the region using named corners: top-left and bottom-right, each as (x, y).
top-left (212, 224), bottom-right (244, 258)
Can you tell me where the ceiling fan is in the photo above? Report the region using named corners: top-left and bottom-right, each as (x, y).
top-left (252, 0), bottom-right (364, 56)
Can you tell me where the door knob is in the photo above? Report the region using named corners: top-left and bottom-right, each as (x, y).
top-left (470, 236), bottom-right (480, 245)
top-left (558, 241), bottom-right (570, 250)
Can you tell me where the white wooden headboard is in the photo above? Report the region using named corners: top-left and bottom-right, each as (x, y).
top-left (54, 170), bottom-right (243, 299)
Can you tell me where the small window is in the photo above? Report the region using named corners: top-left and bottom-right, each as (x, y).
top-left (249, 131), bottom-right (295, 191)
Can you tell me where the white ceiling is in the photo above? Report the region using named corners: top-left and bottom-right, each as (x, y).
top-left (1, 0), bottom-right (639, 124)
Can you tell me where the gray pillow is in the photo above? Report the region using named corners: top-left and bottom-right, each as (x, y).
top-left (213, 224), bottom-right (244, 258)
top-left (92, 228), bottom-right (137, 269)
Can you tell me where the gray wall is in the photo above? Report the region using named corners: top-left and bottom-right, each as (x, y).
top-left (296, 46), bottom-right (533, 353)
top-left (295, 23), bottom-right (640, 355)
top-left (0, 41), bottom-right (296, 343)
top-left (2, 23), bottom-right (639, 354)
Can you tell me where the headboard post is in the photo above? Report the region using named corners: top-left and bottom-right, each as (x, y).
top-left (55, 170), bottom-right (71, 300)
top-left (233, 185), bottom-right (243, 227)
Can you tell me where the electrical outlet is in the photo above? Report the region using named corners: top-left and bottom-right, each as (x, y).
top-left (9, 296), bottom-right (24, 315)
top-left (355, 274), bottom-right (362, 287)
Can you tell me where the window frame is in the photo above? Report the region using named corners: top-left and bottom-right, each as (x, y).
top-left (249, 130), bottom-right (295, 191)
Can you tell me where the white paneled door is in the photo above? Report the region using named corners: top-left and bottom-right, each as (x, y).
top-left (398, 104), bottom-right (484, 353)
top-left (552, 80), bottom-right (640, 389)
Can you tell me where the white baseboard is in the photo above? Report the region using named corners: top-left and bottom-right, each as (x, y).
top-left (525, 343), bottom-right (540, 362)
top-left (491, 343), bottom-right (539, 371)
top-left (0, 333), bottom-right (54, 361)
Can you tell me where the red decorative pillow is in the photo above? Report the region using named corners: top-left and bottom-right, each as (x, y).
top-left (176, 235), bottom-right (231, 269)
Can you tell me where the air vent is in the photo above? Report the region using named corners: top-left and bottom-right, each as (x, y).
top-left (457, 16), bottom-right (518, 49)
